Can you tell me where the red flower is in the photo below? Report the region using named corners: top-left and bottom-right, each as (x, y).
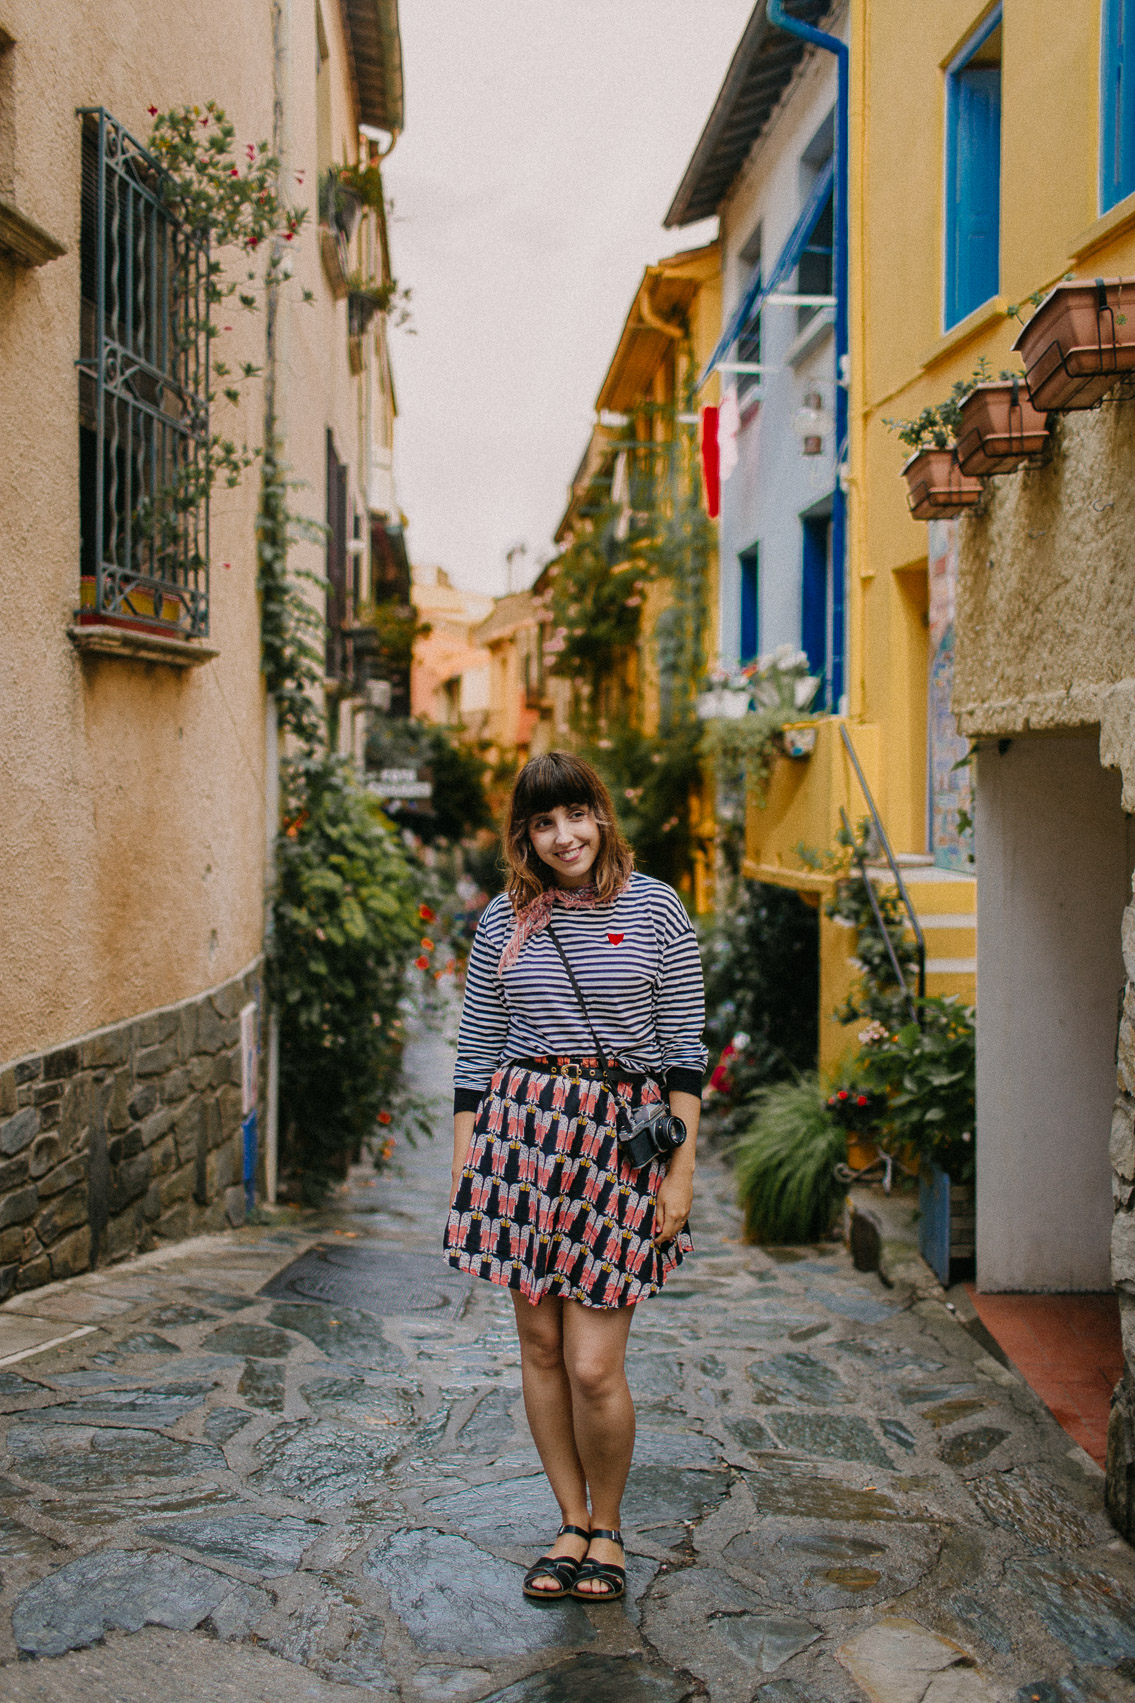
top-left (377, 1110), bottom-right (392, 1125)
top-left (147, 105), bottom-right (158, 117)
top-left (837, 1090), bottom-right (849, 1101)
top-left (230, 167), bottom-right (240, 177)
top-left (421, 938), bottom-right (434, 952)
top-left (856, 1094), bottom-right (868, 1107)
top-left (414, 955), bottom-right (429, 970)
top-left (419, 904), bottom-right (436, 922)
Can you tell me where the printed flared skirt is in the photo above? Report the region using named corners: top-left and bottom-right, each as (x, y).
top-left (444, 1058), bottom-right (693, 1309)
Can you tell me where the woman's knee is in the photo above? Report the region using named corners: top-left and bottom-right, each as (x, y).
top-left (566, 1348), bottom-right (626, 1403)
top-left (514, 1306), bottom-right (565, 1374)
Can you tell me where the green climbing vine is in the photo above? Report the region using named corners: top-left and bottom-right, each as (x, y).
top-left (150, 101), bottom-right (428, 1198)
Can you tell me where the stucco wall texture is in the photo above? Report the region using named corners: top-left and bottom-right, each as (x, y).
top-left (953, 407), bottom-right (1135, 807)
top-left (0, 1), bottom-right (281, 1064)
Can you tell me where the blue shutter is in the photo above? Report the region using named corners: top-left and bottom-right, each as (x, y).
top-left (740, 550), bottom-right (759, 665)
top-left (800, 517), bottom-right (829, 692)
top-left (1102, 0), bottom-right (1135, 211)
top-left (946, 66), bottom-right (1001, 327)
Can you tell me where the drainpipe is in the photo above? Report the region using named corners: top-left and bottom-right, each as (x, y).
top-left (767, 0), bottom-right (849, 711)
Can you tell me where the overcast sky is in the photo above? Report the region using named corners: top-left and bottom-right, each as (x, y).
top-left (384, 0), bottom-right (755, 598)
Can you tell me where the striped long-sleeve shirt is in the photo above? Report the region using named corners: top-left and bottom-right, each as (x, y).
top-left (453, 872), bottom-right (707, 1112)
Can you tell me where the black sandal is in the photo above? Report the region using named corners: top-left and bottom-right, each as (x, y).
top-left (571, 1527), bottom-right (626, 1602)
top-left (522, 1523), bottom-right (591, 1600)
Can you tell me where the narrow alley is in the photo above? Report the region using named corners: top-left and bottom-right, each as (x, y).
top-left (0, 1027), bottom-right (1131, 1703)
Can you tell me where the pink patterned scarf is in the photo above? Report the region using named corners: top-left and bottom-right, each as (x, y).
top-left (498, 879), bottom-right (629, 974)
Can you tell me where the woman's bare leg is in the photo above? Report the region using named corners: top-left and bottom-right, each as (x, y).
top-left (561, 1300), bottom-right (636, 1591)
top-left (510, 1292), bottom-right (590, 1589)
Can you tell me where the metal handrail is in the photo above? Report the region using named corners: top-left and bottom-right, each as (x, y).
top-left (839, 723), bottom-right (926, 1016)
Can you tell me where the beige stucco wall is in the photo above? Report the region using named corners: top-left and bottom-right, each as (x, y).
top-left (0, 0), bottom-right (279, 1064)
top-left (0, 0), bottom-right (378, 1065)
top-left (953, 409), bottom-right (1135, 808)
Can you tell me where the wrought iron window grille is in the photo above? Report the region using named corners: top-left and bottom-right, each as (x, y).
top-left (78, 107), bottom-right (211, 640)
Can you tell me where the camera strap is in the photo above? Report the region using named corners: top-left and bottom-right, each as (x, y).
top-left (544, 923), bottom-right (633, 1124)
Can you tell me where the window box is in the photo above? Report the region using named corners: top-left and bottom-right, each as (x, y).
top-left (901, 448), bottom-right (982, 520)
top-left (1012, 277), bottom-right (1135, 411)
top-left (955, 377), bottom-right (1049, 476)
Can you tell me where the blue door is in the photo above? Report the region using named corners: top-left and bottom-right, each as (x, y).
top-left (945, 64), bottom-right (1001, 326)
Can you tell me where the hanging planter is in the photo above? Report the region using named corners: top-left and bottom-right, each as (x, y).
top-left (1013, 277), bottom-right (1135, 412)
top-left (955, 377), bottom-right (1050, 476)
top-left (901, 447), bottom-right (982, 520)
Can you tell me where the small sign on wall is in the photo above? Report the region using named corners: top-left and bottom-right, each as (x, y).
top-left (240, 1002), bottom-right (259, 1117)
top-left (240, 1002), bottom-right (259, 1211)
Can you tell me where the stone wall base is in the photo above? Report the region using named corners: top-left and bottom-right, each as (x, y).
top-left (0, 961), bottom-right (261, 1296)
top-left (1107, 1366), bottom-right (1135, 1541)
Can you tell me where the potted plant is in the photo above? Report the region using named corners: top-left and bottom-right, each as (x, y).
top-left (318, 166), bottom-right (364, 298)
top-left (955, 375), bottom-right (1049, 476)
top-left (347, 273), bottom-right (395, 339)
top-left (901, 448), bottom-right (982, 519)
top-left (854, 1000), bottom-right (976, 1285)
top-left (825, 1082), bottom-right (885, 1173)
top-left (885, 373), bottom-right (988, 519)
top-left (1013, 276), bottom-right (1135, 411)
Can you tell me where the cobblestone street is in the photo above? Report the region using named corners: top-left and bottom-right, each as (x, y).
top-left (0, 1026), bottom-right (1132, 1702)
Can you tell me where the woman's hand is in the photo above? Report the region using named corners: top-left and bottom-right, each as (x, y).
top-left (653, 1089), bottom-right (700, 1244)
top-left (451, 1110), bottom-right (476, 1201)
top-left (654, 1166), bottom-right (694, 1245)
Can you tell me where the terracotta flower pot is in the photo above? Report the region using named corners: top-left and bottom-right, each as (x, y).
top-left (901, 447), bottom-right (983, 520)
top-left (955, 377), bottom-right (1050, 476)
top-left (1012, 277), bottom-right (1135, 411)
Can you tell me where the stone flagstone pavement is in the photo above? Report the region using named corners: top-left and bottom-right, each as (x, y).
top-left (0, 1026), bottom-right (1132, 1701)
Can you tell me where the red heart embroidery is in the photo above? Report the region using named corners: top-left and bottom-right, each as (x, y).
top-left (608, 933), bottom-right (624, 945)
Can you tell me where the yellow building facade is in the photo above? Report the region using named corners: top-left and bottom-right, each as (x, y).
top-left (551, 243), bottom-right (722, 912)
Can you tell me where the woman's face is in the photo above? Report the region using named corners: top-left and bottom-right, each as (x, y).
top-left (527, 802), bottom-right (601, 889)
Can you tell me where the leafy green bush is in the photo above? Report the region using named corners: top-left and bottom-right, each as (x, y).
top-left (701, 881), bottom-right (819, 1130)
top-left (268, 753), bottom-right (422, 1196)
top-left (733, 1076), bottom-right (846, 1244)
top-left (853, 1000), bottom-right (976, 1183)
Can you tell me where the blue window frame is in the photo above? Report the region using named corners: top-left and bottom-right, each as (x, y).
top-left (944, 12), bottom-right (1002, 330)
top-left (801, 515), bottom-right (830, 698)
top-left (739, 547), bottom-right (759, 664)
top-left (1102, 0), bottom-right (1135, 211)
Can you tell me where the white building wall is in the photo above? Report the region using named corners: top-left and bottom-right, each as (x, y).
top-left (716, 45), bottom-right (840, 672)
top-left (975, 732), bottom-right (1134, 1291)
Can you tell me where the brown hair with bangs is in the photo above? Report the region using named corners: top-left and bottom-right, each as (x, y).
top-left (504, 751), bottom-right (634, 911)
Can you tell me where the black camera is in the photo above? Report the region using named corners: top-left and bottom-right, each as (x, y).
top-left (618, 1104), bottom-right (687, 1172)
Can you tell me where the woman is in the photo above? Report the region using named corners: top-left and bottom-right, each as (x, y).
top-left (444, 752), bottom-right (706, 1603)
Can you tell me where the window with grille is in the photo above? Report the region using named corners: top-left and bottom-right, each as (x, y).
top-left (78, 108), bottom-right (211, 638)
